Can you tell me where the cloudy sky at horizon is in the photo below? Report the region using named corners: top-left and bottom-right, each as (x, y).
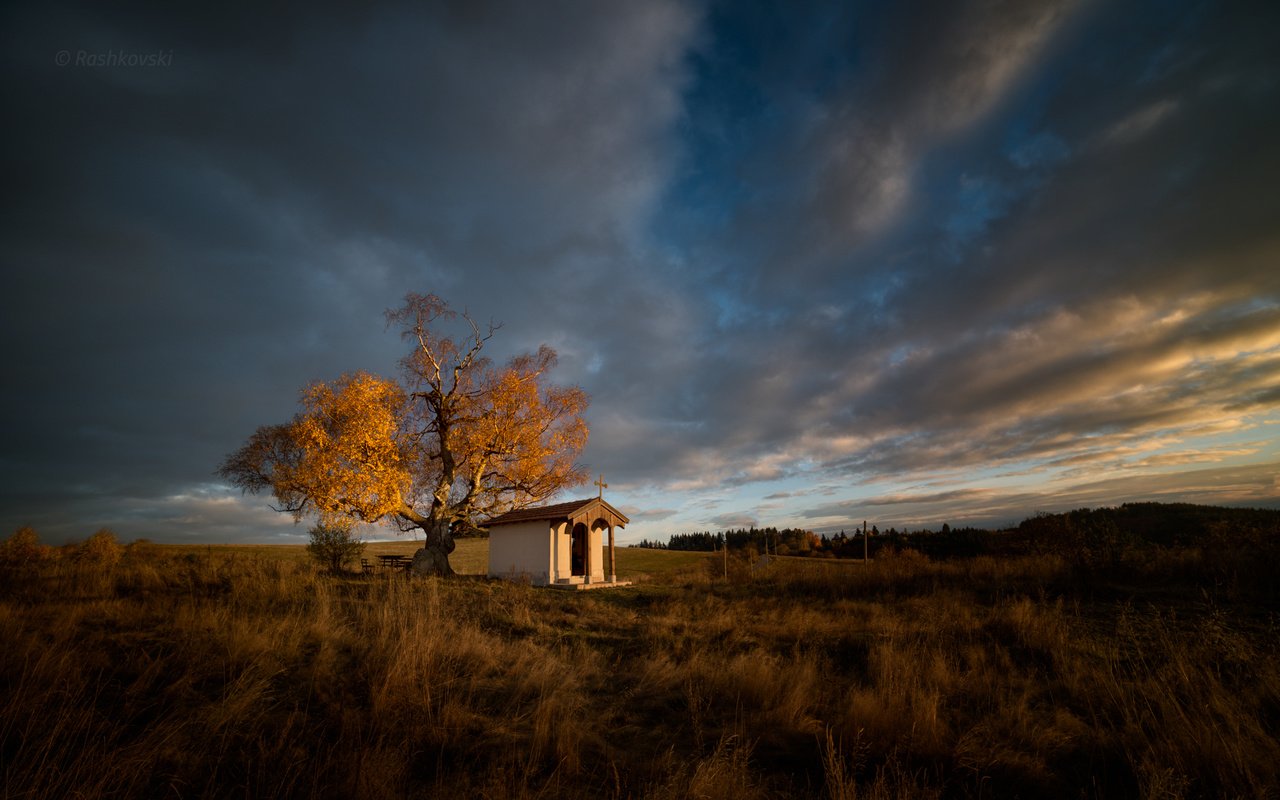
top-left (3, 0), bottom-right (1278, 545)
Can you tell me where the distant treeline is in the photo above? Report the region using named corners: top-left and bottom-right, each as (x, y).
top-left (635, 503), bottom-right (1280, 566)
top-left (638, 528), bottom-right (819, 554)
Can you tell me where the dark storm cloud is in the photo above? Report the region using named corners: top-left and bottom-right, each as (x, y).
top-left (1, 0), bottom-right (698, 541)
top-left (609, 0), bottom-right (1280, 501)
top-left (2, 0), bottom-right (1277, 544)
top-left (586, 0), bottom-right (1099, 491)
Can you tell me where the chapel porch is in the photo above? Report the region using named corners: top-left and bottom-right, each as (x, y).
top-left (549, 575), bottom-right (634, 591)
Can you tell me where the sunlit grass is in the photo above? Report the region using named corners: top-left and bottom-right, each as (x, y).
top-left (616, 545), bottom-right (711, 579)
top-left (148, 539), bottom-right (703, 579)
top-left (2, 540), bottom-right (1276, 798)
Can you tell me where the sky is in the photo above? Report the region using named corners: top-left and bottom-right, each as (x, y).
top-left (2, 0), bottom-right (1278, 546)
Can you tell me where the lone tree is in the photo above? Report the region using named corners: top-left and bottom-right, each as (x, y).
top-left (218, 293), bottom-right (589, 575)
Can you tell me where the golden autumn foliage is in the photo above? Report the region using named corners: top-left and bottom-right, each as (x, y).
top-left (220, 294), bottom-right (589, 573)
top-left (444, 347), bottom-right (589, 521)
top-left (290, 372), bottom-right (410, 524)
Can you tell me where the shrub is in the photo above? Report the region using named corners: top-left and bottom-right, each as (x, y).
top-left (306, 519), bottom-right (365, 573)
top-left (125, 538), bottom-right (161, 559)
top-left (79, 528), bottom-right (125, 566)
top-left (1, 526), bottom-right (44, 566)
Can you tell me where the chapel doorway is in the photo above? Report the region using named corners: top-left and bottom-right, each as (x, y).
top-left (570, 522), bottom-right (587, 576)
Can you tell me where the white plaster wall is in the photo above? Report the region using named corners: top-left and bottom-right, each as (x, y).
top-left (488, 521), bottom-right (551, 584)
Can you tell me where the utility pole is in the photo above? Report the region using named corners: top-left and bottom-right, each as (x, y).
top-left (863, 520), bottom-right (868, 562)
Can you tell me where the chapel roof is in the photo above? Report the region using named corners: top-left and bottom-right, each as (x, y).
top-left (485, 497), bottom-right (629, 527)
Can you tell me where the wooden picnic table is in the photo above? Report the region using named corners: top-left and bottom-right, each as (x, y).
top-left (377, 554), bottom-right (412, 571)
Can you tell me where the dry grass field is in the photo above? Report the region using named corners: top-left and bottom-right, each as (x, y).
top-left (2, 537), bottom-right (1277, 799)
top-left (143, 538), bottom-right (708, 580)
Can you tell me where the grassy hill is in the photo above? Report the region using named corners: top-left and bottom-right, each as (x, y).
top-left (158, 539), bottom-right (710, 580)
top-left (1, 523), bottom-right (1277, 798)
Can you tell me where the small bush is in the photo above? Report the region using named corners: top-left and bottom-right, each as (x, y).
top-left (306, 519), bottom-right (365, 573)
top-left (79, 528), bottom-right (125, 566)
top-left (124, 538), bottom-right (161, 559)
top-left (1, 526), bottom-right (47, 566)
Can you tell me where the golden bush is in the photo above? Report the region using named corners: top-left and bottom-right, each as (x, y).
top-left (1, 526), bottom-right (45, 565)
top-left (78, 528), bottom-right (125, 566)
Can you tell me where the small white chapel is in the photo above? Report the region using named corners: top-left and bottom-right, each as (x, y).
top-left (486, 484), bottom-right (630, 588)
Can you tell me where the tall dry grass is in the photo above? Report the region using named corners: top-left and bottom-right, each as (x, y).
top-left (1, 542), bottom-right (1277, 798)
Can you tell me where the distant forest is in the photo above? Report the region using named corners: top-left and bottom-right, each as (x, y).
top-left (634, 503), bottom-right (1280, 566)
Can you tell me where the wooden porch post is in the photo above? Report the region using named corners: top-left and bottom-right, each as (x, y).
top-left (608, 523), bottom-right (616, 583)
top-left (584, 519), bottom-right (592, 585)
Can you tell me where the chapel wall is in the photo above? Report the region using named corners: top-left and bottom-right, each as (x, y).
top-left (488, 520), bottom-right (551, 584)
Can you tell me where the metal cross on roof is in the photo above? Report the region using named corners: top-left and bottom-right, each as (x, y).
top-left (594, 473), bottom-right (608, 499)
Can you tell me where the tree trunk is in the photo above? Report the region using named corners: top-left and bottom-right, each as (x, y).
top-left (410, 519), bottom-right (456, 576)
